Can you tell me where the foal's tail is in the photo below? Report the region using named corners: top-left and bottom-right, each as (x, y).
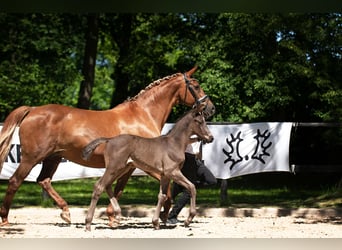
top-left (0, 106), bottom-right (31, 173)
top-left (82, 137), bottom-right (109, 161)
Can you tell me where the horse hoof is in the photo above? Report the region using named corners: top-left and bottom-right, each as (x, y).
top-left (108, 221), bottom-right (120, 228)
top-left (152, 221), bottom-right (160, 230)
top-left (60, 211), bottom-right (71, 224)
top-left (0, 220), bottom-right (10, 227)
top-left (108, 217), bottom-right (120, 228)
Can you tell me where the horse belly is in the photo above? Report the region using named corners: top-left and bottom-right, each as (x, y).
top-left (61, 148), bottom-right (106, 168)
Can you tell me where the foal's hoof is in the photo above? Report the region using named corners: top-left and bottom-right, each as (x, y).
top-left (152, 220), bottom-right (160, 230)
top-left (60, 211), bottom-right (71, 224)
top-left (184, 220), bottom-right (190, 227)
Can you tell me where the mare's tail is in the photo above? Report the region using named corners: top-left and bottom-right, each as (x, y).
top-left (82, 137), bottom-right (109, 161)
top-left (0, 106), bottom-right (31, 173)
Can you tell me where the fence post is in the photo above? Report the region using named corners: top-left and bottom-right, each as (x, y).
top-left (220, 178), bottom-right (228, 203)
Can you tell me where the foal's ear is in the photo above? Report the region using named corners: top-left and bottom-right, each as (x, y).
top-left (196, 102), bottom-right (206, 113)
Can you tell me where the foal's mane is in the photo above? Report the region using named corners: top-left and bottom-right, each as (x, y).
top-left (126, 73), bottom-right (182, 102)
top-left (164, 109), bottom-right (195, 136)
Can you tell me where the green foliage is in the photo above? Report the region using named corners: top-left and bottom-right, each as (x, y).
top-left (90, 31), bottom-right (116, 110)
top-left (0, 13), bottom-right (341, 123)
top-left (0, 13), bottom-right (84, 120)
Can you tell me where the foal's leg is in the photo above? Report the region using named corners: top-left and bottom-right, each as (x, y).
top-left (106, 167), bottom-right (135, 227)
top-left (85, 166), bottom-right (123, 231)
top-left (107, 168), bottom-right (172, 226)
top-left (145, 170), bottom-right (172, 223)
top-left (106, 185), bottom-right (121, 227)
top-left (37, 155), bottom-right (71, 223)
top-left (152, 175), bottom-right (170, 230)
top-left (171, 171), bottom-right (197, 227)
top-left (85, 177), bottom-right (108, 231)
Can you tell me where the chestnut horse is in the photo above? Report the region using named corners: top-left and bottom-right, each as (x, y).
top-left (82, 103), bottom-right (214, 231)
top-left (0, 67), bottom-right (215, 226)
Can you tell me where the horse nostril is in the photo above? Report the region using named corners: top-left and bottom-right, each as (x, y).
top-left (206, 135), bottom-right (214, 143)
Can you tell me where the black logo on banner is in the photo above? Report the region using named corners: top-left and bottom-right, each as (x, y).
top-left (5, 144), bottom-right (69, 163)
top-left (222, 129), bottom-right (273, 170)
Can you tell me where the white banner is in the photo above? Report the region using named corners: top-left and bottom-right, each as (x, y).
top-left (0, 122), bottom-right (292, 181)
top-left (202, 122), bottom-right (293, 179)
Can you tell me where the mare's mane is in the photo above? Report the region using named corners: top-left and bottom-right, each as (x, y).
top-left (126, 73), bottom-right (181, 102)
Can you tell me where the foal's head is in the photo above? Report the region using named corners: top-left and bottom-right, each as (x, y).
top-left (187, 103), bottom-right (214, 144)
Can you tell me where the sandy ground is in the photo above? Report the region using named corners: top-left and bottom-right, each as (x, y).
top-left (0, 206), bottom-right (341, 238)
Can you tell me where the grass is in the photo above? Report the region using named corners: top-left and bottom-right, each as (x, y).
top-left (0, 172), bottom-right (341, 209)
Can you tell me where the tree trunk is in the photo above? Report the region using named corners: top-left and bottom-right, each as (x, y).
top-left (77, 14), bottom-right (99, 109)
top-left (110, 14), bottom-right (133, 108)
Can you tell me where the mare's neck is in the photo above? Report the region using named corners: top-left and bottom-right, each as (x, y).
top-left (135, 77), bottom-right (183, 131)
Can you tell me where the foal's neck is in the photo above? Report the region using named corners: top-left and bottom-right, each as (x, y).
top-left (168, 120), bottom-right (193, 152)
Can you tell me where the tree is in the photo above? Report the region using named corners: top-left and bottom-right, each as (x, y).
top-left (1, 13), bottom-right (341, 124)
top-left (0, 13), bottom-right (84, 120)
top-left (188, 13), bottom-right (342, 122)
top-left (77, 14), bottom-right (99, 109)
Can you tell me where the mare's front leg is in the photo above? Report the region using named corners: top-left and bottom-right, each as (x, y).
top-left (152, 175), bottom-right (169, 230)
top-left (171, 171), bottom-right (197, 227)
top-left (0, 160), bottom-right (35, 226)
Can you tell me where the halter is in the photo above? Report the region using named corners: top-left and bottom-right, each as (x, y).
top-left (183, 73), bottom-right (208, 108)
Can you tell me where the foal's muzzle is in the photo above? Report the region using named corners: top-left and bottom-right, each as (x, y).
top-left (203, 135), bottom-right (214, 144)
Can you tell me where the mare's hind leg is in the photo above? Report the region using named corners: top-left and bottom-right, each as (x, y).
top-left (37, 155), bottom-right (71, 223)
top-left (0, 161), bottom-right (36, 226)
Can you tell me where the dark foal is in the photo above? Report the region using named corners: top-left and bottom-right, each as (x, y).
top-left (82, 103), bottom-right (213, 231)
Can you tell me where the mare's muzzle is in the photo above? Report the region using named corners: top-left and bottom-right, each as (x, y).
top-left (203, 102), bottom-right (215, 119)
top-left (195, 95), bottom-right (215, 119)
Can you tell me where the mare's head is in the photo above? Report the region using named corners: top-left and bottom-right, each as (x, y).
top-left (180, 66), bottom-right (216, 119)
top-left (186, 103), bottom-right (214, 144)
